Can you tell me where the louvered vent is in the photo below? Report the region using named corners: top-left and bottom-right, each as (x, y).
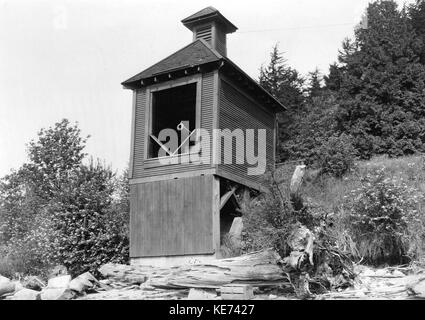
top-left (195, 25), bottom-right (212, 44)
top-left (182, 7), bottom-right (238, 57)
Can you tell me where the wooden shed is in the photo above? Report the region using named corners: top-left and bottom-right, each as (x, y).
top-left (122, 7), bottom-right (285, 266)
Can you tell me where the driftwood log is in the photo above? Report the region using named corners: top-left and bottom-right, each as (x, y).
top-left (99, 249), bottom-right (289, 289)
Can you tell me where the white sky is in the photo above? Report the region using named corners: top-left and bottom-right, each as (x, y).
top-left (0, 0), bottom-right (415, 177)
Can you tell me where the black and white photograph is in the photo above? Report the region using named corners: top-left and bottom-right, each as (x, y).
top-left (1, 0), bottom-right (425, 309)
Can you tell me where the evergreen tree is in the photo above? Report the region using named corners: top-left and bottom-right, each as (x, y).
top-left (307, 68), bottom-right (323, 98)
top-left (324, 63), bottom-right (344, 91)
top-left (259, 44), bottom-right (305, 111)
top-left (336, 0), bottom-right (425, 158)
top-left (408, 0), bottom-right (425, 64)
top-left (259, 44), bottom-right (305, 161)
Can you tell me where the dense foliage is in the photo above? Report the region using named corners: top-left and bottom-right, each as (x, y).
top-left (343, 167), bottom-right (424, 264)
top-left (261, 0), bottom-right (425, 168)
top-left (251, 0), bottom-right (425, 269)
top-left (316, 134), bottom-right (356, 177)
top-left (0, 119), bottom-right (129, 277)
top-left (335, 1), bottom-right (425, 159)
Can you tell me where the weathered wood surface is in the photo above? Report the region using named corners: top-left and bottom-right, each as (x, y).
top-left (0, 276), bottom-right (15, 297)
top-left (289, 165), bottom-right (306, 197)
top-left (99, 249), bottom-right (288, 289)
top-left (130, 175), bottom-right (215, 258)
top-left (316, 266), bottom-right (425, 300)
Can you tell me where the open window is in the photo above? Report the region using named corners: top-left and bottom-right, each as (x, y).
top-left (148, 82), bottom-right (197, 159)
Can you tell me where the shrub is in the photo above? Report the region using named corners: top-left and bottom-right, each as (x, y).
top-left (317, 133), bottom-right (356, 177)
top-left (343, 167), bottom-right (425, 265)
top-left (0, 120), bottom-right (129, 277)
top-left (49, 161), bottom-right (129, 276)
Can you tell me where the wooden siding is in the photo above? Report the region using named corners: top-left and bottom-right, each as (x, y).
top-left (132, 88), bottom-right (147, 178)
top-left (130, 72), bottom-right (216, 180)
top-left (217, 76), bottom-right (275, 187)
top-left (130, 175), bottom-right (215, 257)
top-left (214, 25), bottom-right (227, 56)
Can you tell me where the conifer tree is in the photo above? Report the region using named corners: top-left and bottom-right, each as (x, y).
top-left (259, 44), bottom-right (305, 161)
top-left (336, 0), bottom-right (425, 158)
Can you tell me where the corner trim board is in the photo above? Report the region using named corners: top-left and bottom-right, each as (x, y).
top-left (129, 90), bottom-right (137, 178)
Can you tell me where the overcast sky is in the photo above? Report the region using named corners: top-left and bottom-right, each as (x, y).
top-left (0, 0), bottom-right (415, 177)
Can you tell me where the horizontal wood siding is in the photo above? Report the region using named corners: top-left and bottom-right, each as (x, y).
top-left (131, 72), bottom-right (216, 180)
top-left (218, 77), bottom-right (275, 186)
top-left (130, 175), bottom-right (215, 257)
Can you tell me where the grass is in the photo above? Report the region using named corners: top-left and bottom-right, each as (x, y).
top-left (276, 154), bottom-right (425, 265)
top-left (297, 155), bottom-right (425, 213)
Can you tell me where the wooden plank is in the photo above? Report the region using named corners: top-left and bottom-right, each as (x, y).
top-left (129, 185), bottom-right (137, 256)
top-left (140, 183), bottom-right (148, 256)
top-left (192, 176), bottom-right (203, 253)
top-left (173, 179), bottom-right (185, 255)
top-left (184, 177), bottom-right (195, 254)
top-left (212, 176), bottom-right (220, 256)
top-left (221, 284), bottom-right (254, 300)
top-left (131, 176), bottom-right (215, 257)
top-left (220, 187), bottom-right (236, 210)
top-left (129, 169), bottom-right (216, 185)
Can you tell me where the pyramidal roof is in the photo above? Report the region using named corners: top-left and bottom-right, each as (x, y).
top-left (122, 40), bottom-right (222, 86)
top-left (181, 6), bottom-right (218, 21)
top-left (181, 6), bottom-right (237, 33)
top-left (121, 39), bottom-right (285, 111)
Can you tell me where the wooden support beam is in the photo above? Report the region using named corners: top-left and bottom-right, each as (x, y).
top-left (220, 187), bottom-right (237, 210)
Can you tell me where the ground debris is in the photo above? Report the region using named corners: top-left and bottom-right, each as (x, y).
top-left (315, 265), bottom-right (425, 300)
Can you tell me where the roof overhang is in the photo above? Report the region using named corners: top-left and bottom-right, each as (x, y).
top-left (181, 8), bottom-right (237, 33)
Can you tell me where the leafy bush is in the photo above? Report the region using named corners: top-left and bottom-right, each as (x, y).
top-left (343, 167), bottom-right (425, 264)
top-left (317, 133), bottom-right (356, 177)
top-left (0, 119), bottom-right (129, 277)
top-left (49, 161), bottom-right (129, 276)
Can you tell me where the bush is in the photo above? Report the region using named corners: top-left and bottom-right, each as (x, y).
top-left (317, 133), bottom-right (356, 177)
top-left (343, 167), bottom-right (425, 265)
top-left (0, 120), bottom-right (129, 277)
top-left (48, 161), bottom-right (129, 276)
